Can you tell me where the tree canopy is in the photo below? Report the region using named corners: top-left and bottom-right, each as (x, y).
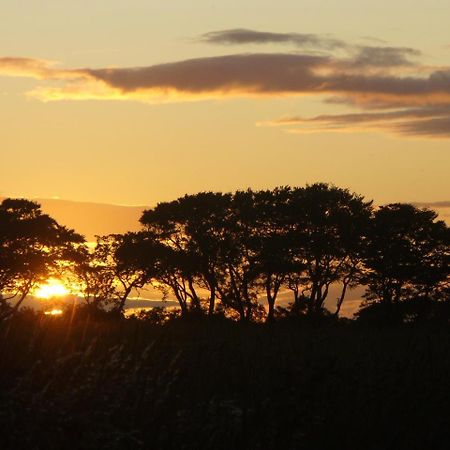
top-left (0, 199), bottom-right (84, 318)
top-left (0, 187), bottom-right (448, 324)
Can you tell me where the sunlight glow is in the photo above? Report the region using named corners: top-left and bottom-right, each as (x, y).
top-left (34, 279), bottom-right (69, 299)
top-left (44, 308), bottom-right (63, 316)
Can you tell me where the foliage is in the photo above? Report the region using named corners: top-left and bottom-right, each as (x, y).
top-left (0, 199), bottom-right (83, 318)
top-left (0, 188), bottom-right (448, 324)
top-left (362, 203), bottom-right (449, 306)
top-left (137, 184), bottom-right (375, 321)
top-left (0, 312), bottom-right (449, 449)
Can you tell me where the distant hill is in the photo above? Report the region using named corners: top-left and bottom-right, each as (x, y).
top-left (0, 197), bottom-right (149, 240)
top-left (412, 201), bottom-right (450, 223)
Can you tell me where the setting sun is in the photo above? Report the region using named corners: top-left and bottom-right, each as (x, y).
top-left (44, 308), bottom-right (63, 316)
top-left (34, 279), bottom-right (69, 299)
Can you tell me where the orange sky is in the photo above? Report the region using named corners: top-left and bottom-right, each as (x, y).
top-left (1, 1), bottom-right (449, 206)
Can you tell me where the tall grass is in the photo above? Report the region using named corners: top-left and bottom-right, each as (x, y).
top-left (0, 311), bottom-right (449, 449)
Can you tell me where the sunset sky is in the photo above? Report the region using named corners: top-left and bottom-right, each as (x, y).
top-left (1, 0), bottom-right (449, 207)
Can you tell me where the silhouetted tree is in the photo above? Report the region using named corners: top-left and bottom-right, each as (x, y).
top-left (0, 199), bottom-right (83, 319)
top-left (250, 188), bottom-right (294, 321)
top-left (361, 203), bottom-right (449, 316)
top-left (139, 186), bottom-right (372, 321)
top-left (115, 231), bottom-right (202, 315)
top-left (69, 241), bottom-right (116, 310)
top-left (96, 234), bottom-right (149, 313)
top-left (140, 192), bottom-right (233, 315)
top-left (283, 184), bottom-right (372, 316)
top-left (209, 190), bottom-right (263, 321)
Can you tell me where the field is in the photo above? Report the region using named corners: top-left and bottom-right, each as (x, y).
top-left (0, 312), bottom-right (449, 450)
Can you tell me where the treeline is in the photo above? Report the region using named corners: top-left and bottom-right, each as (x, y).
top-left (0, 183), bottom-right (449, 323)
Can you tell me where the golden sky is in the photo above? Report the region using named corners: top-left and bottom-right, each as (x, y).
top-left (1, 0), bottom-right (449, 206)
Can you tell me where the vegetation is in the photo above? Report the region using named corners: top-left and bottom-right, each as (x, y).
top-left (0, 311), bottom-right (449, 449)
top-left (0, 199), bottom-right (83, 319)
top-left (1, 184), bottom-right (448, 323)
top-left (0, 184), bottom-right (448, 449)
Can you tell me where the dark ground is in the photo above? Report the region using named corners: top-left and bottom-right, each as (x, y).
top-left (0, 312), bottom-right (449, 450)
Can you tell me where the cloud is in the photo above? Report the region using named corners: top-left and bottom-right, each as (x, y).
top-left (262, 106), bottom-right (450, 138)
top-left (412, 201), bottom-right (450, 208)
top-left (0, 57), bottom-right (85, 80)
top-left (0, 57), bottom-right (53, 78)
top-left (1, 32), bottom-right (450, 138)
top-left (85, 53), bottom-right (328, 94)
top-left (348, 46), bottom-right (421, 68)
top-left (17, 53), bottom-right (330, 103)
top-left (89, 54), bottom-right (321, 92)
top-left (198, 29), bottom-right (346, 50)
top-left (4, 53), bottom-right (448, 105)
top-left (77, 56), bottom-right (450, 111)
top-left (391, 116), bottom-right (450, 137)
top-left (199, 29), bottom-right (420, 69)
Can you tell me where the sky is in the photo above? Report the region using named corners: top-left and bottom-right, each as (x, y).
top-left (1, 0), bottom-right (449, 207)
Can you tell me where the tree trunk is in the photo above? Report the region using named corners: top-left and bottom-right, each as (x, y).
top-left (173, 288), bottom-right (188, 316)
top-left (188, 278), bottom-right (201, 311)
top-left (267, 297), bottom-right (275, 322)
top-left (117, 286), bottom-right (133, 313)
top-left (308, 283), bottom-right (318, 315)
top-left (334, 280), bottom-right (349, 317)
top-left (237, 302), bottom-right (246, 321)
top-left (266, 280), bottom-right (275, 323)
top-left (208, 288), bottom-right (216, 316)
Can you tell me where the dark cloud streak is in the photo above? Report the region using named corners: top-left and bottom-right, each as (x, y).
top-left (86, 53), bottom-right (329, 93)
top-left (392, 116), bottom-right (450, 137)
top-left (413, 201), bottom-right (450, 208)
top-left (267, 106), bottom-right (450, 138)
top-left (199, 29), bottom-right (420, 69)
top-left (349, 46), bottom-right (421, 68)
top-left (199, 29), bottom-right (347, 50)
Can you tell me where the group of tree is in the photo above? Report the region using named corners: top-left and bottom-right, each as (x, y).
top-left (0, 184), bottom-right (448, 324)
top-left (0, 199), bottom-right (83, 319)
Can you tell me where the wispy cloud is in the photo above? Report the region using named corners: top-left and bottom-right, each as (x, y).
top-left (261, 106), bottom-right (450, 138)
top-left (412, 201), bottom-right (450, 208)
top-left (198, 29), bottom-right (346, 50)
top-left (1, 30), bottom-right (450, 138)
top-left (198, 29), bottom-right (421, 69)
top-left (0, 57), bottom-right (85, 80)
top-left (348, 46), bottom-right (420, 68)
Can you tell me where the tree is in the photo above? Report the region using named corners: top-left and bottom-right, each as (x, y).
top-left (96, 234), bottom-right (149, 313)
top-left (139, 201), bottom-right (205, 315)
top-left (140, 192), bottom-right (233, 316)
top-left (283, 184), bottom-right (372, 316)
top-left (249, 188), bottom-right (294, 322)
top-left (139, 185), bottom-right (372, 322)
top-left (68, 241), bottom-right (116, 311)
top-left (362, 203), bottom-right (449, 308)
top-left (0, 198), bottom-right (83, 319)
top-left (211, 189), bottom-right (262, 321)
top-left (140, 190), bottom-right (266, 321)
top-left (114, 231), bottom-right (201, 316)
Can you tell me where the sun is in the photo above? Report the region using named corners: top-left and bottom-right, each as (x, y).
top-left (44, 309), bottom-right (64, 316)
top-left (34, 278), bottom-right (69, 299)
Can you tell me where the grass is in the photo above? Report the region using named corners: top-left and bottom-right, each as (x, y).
top-left (0, 311), bottom-right (449, 449)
